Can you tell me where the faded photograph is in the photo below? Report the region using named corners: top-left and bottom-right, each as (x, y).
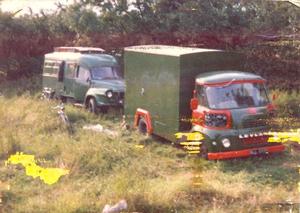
top-left (0, 0), bottom-right (299, 212)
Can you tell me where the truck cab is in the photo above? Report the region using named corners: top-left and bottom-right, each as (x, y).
top-left (191, 71), bottom-right (284, 159)
top-left (42, 47), bottom-right (125, 113)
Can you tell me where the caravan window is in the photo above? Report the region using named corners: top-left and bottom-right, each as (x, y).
top-left (65, 63), bottom-right (77, 78)
top-left (43, 60), bottom-right (60, 75)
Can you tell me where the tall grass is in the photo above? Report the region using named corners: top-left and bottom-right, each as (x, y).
top-left (0, 80), bottom-right (299, 212)
top-left (0, 95), bottom-right (191, 212)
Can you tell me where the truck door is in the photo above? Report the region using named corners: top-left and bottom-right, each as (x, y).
top-left (192, 86), bottom-right (207, 126)
top-left (74, 66), bottom-right (90, 102)
top-left (64, 62), bottom-right (77, 98)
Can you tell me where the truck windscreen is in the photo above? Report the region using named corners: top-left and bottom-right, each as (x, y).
top-left (205, 82), bottom-right (269, 109)
top-left (91, 67), bottom-right (120, 80)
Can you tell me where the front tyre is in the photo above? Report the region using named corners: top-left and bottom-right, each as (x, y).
top-left (60, 96), bottom-right (67, 103)
top-left (138, 118), bottom-right (148, 135)
top-left (199, 142), bottom-right (208, 159)
top-left (100, 106), bottom-right (109, 114)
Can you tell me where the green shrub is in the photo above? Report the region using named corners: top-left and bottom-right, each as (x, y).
top-left (0, 76), bottom-right (42, 97)
top-left (271, 90), bottom-right (300, 118)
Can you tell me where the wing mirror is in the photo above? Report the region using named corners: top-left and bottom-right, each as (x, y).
top-left (190, 98), bottom-right (199, 110)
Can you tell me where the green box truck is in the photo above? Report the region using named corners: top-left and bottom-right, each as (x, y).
top-left (124, 45), bottom-right (284, 160)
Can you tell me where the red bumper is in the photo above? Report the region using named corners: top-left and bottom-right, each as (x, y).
top-left (207, 144), bottom-right (285, 160)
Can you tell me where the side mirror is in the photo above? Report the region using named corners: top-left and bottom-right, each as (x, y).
top-left (190, 98), bottom-right (199, 110)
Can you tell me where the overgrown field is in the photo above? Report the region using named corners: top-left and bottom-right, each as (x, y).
top-left (0, 85), bottom-right (299, 212)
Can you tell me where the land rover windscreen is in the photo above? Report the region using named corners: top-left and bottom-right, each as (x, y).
top-left (90, 66), bottom-right (121, 80)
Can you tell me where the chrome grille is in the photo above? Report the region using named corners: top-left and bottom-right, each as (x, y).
top-left (112, 92), bottom-right (124, 105)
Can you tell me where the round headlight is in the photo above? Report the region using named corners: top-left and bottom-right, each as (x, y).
top-left (221, 138), bottom-right (231, 148)
top-left (106, 90), bottom-right (113, 98)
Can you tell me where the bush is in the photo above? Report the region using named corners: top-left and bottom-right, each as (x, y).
top-left (244, 41), bottom-right (300, 90)
top-left (271, 90), bottom-right (300, 118)
top-left (0, 76), bottom-right (42, 97)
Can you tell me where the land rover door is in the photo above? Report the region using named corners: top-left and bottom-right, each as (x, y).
top-left (63, 62), bottom-right (77, 98)
top-left (74, 65), bottom-right (90, 102)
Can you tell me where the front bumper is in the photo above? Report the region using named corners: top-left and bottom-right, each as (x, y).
top-left (207, 144), bottom-right (285, 160)
top-left (95, 93), bottom-right (124, 107)
top-left (96, 100), bottom-right (123, 107)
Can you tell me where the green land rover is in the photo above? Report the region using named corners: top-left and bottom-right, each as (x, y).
top-left (124, 45), bottom-right (284, 160)
top-left (42, 47), bottom-right (125, 113)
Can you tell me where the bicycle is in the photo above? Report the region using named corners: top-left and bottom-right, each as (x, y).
top-left (53, 103), bottom-right (74, 134)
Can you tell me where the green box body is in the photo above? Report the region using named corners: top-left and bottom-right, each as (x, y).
top-left (124, 46), bottom-right (244, 141)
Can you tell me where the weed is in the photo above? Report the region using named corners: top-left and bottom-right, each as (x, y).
top-left (0, 80), bottom-right (299, 212)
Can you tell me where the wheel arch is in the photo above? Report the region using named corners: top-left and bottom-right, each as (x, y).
top-left (84, 95), bottom-right (96, 108)
top-left (134, 108), bottom-right (153, 134)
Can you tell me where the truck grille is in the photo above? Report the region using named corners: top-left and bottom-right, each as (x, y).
top-left (241, 135), bottom-right (269, 145)
top-left (119, 92), bottom-right (124, 99)
top-left (242, 118), bottom-right (267, 128)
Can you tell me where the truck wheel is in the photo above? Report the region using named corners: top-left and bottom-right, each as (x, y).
top-left (138, 118), bottom-right (148, 135)
top-left (88, 98), bottom-right (98, 114)
top-left (199, 143), bottom-right (208, 159)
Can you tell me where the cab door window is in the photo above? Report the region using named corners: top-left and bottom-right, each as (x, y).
top-left (196, 86), bottom-right (208, 107)
top-left (77, 66), bottom-right (90, 82)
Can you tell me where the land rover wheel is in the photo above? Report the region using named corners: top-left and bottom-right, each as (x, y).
top-left (100, 106), bottom-right (108, 114)
top-left (138, 118), bottom-right (148, 135)
top-left (60, 96), bottom-right (67, 103)
top-left (88, 98), bottom-right (98, 114)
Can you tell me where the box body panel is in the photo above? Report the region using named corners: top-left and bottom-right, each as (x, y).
top-left (124, 51), bottom-right (180, 141)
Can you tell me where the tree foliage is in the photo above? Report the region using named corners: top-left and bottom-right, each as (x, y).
top-left (0, 0), bottom-right (298, 86)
